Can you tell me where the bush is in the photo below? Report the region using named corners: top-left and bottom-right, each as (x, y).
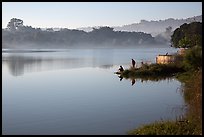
top-left (171, 22), bottom-right (202, 48)
top-left (128, 120), bottom-right (200, 135)
top-left (183, 46), bottom-right (202, 70)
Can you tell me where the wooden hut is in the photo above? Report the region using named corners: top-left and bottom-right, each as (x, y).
top-left (156, 54), bottom-right (176, 64)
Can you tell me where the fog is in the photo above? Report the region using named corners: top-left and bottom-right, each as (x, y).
top-left (2, 47), bottom-right (178, 77)
top-left (2, 18), bottom-right (172, 50)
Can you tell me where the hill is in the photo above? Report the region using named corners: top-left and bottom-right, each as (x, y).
top-left (78, 15), bottom-right (202, 37)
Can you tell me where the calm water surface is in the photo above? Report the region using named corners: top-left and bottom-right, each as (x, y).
top-left (2, 47), bottom-right (185, 135)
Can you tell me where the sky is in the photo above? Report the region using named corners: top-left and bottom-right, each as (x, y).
top-left (2, 2), bottom-right (202, 29)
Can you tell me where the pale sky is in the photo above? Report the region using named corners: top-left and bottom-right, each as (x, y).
top-left (2, 2), bottom-right (202, 29)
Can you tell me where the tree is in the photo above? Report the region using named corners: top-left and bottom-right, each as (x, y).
top-left (7, 18), bottom-right (24, 31)
top-left (178, 37), bottom-right (191, 48)
top-left (46, 28), bottom-right (54, 32)
top-left (171, 22), bottom-right (202, 48)
top-left (183, 46), bottom-right (202, 70)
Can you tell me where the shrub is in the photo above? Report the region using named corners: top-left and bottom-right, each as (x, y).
top-left (182, 46), bottom-right (202, 70)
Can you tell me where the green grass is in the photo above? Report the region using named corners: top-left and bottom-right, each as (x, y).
top-left (119, 63), bottom-right (185, 79)
top-left (128, 119), bottom-right (201, 135)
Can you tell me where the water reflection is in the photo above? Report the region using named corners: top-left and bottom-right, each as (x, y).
top-left (2, 48), bottom-right (185, 135)
top-left (99, 64), bottom-right (114, 69)
top-left (2, 55), bottom-right (91, 76)
top-left (2, 52), bottom-right (115, 76)
top-left (131, 79), bottom-right (136, 86)
top-left (118, 75), bottom-right (123, 81)
top-left (3, 48), bottom-right (178, 77)
top-left (117, 74), bottom-right (175, 86)
top-left (91, 49), bottom-right (114, 68)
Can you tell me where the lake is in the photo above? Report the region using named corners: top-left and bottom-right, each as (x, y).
top-left (2, 47), bottom-right (186, 135)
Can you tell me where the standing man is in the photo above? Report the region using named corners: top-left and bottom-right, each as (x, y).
top-left (132, 59), bottom-right (136, 68)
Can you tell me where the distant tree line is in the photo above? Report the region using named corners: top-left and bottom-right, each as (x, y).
top-left (3, 18), bottom-right (158, 49)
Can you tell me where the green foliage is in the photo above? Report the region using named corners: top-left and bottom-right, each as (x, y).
top-left (171, 22), bottom-right (202, 48)
top-left (178, 37), bottom-right (191, 48)
top-left (182, 46), bottom-right (202, 70)
top-left (171, 22), bottom-right (202, 71)
top-left (120, 63), bottom-right (185, 79)
top-left (128, 120), bottom-right (200, 135)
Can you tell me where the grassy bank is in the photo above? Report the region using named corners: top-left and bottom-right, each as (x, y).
top-left (119, 63), bottom-right (185, 79)
top-left (176, 69), bottom-right (202, 135)
top-left (125, 68), bottom-right (202, 135)
top-left (128, 119), bottom-right (198, 135)
top-left (128, 69), bottom-right (202, 135)
top-left (115, 57), bottom-right (202, 135)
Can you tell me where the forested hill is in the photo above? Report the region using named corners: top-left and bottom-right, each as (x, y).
top-left (3, 18), bottom-right (159, 49)
top-left (78, 15), bottom-right (202, 37)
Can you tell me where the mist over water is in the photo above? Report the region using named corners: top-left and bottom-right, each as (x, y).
top-left (2, 47), bottom-right (185, 135)
top-left (2, 2), bottom-right (201, 134)
top-left (2, 47), bottom-right (178, 76)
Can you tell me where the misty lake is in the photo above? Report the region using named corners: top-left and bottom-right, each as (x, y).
top-left (2, 47), bottom-right (186, 135)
